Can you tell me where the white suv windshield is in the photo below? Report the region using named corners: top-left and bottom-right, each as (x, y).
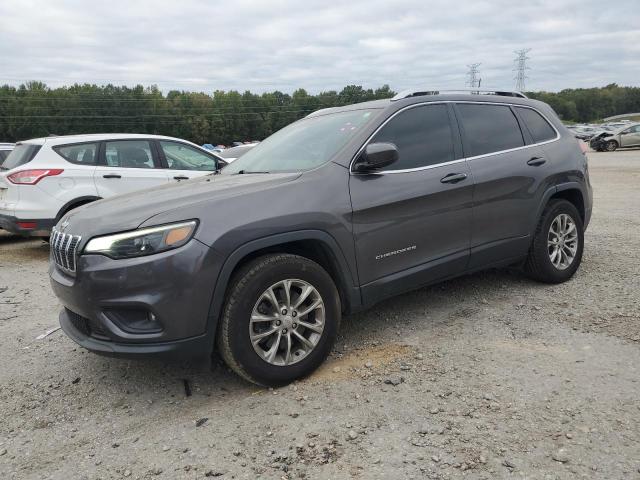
top-left (223, 109), bottom-right (377, 174)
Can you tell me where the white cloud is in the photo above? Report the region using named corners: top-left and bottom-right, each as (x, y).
top-left (0, 0), bottom-right (637, 92)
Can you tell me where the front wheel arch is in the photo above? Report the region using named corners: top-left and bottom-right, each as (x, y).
top-left (205, 231), bottom-right (360, 345)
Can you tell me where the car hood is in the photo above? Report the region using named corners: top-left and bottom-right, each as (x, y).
top-left (62, 172), bottom-right (301, 240)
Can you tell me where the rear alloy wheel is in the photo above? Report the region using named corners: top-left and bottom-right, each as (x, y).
top-left (524, 199), bottom-right (584, 283)
top-left (606, 140), bottom-right (618, 151)
top-left (217, 254), bottom-right (340, 386)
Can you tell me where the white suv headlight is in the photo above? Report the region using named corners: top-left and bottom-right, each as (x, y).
top-left (84, 221), bottom-right (197, 259)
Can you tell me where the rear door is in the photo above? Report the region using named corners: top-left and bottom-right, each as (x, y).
top-left (93, 139), bottom-right (169, 197)
top-left (454, 102), bottom-right (556, 268)
top-left (156, 140), bottom-right (223, 182)
top-left (619, 125), bottom-right (640, 147)
top-left (349, 103), bottom-right (473, 303)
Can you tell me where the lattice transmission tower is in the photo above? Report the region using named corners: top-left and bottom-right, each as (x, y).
top-left (514, 49), bottom-right (531, 91)
top-left (466, 63), bottom-right (482, 89)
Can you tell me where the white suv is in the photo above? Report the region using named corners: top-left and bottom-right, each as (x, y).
top-left (0, 134), bottom-right (226, 237)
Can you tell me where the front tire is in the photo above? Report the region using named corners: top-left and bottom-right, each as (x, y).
top-left (217, 254), bottom-right (341, 387)
top-left (606, 140), bottom-right (618, 152)
top-left (524, 199), bottom-right (584, 283)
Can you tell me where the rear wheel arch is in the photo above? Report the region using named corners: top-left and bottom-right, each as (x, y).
top-left (550, 187), bottom-right (585, 223)
top-left (55, 196), bottom-right (102, 222)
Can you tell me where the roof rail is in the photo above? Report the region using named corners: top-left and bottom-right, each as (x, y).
top-left (391, 88), bottom-right (528, 101)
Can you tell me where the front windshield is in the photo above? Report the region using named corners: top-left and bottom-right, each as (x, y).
top-left (223, 109), bottom-right (378, 174)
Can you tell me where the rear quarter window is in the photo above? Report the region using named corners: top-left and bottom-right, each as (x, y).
top-left (516, 107), bottom-right (557, 143)
top-left (1, 144), bottom-right (42, 170)
top-left (53, 143), bottom-right (99, 165)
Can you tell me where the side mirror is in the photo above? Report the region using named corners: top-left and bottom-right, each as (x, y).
top-left (353, 142), bottom-right (399, 173)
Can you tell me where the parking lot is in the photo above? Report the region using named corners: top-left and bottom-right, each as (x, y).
top-left (0, 150), bottom-right (639, 479)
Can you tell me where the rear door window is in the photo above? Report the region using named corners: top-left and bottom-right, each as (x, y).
top-left (371, 104), bottom-right (455, 170)
top-left (1, 144), bottom-right (41, 170)
top-left (104, 140), bottom-right (157, 168)
top-left (456, 104), bottom-right (524, 157)
top-left (54, 143), bottom-right (99, 165)
top-left (515, 107), bottom-right (557, 143)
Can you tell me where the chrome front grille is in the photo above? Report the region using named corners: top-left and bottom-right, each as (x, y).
top-left (51, 228), bottom-right (82, 272)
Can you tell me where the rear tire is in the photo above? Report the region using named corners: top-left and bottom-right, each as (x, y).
top-left (524, 199), bottom-right (584, 284)
top-left (217, 254), bottom-right (341, 387)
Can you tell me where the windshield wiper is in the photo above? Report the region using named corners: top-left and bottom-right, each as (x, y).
top-left (236, 170), bottom-right (270, 174)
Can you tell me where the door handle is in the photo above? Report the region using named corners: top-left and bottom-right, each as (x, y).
top-left (173, 176), bottom-right (189, 181)
top-left (527, 157), bottom-right (546, 166)
top-left (440, 173), bottom-right (468, 184)
top-left (102, 174), bottom-right (122, 179)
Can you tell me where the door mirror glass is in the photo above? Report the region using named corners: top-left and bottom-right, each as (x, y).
top-left (353, 143), bottom-right (399, 172)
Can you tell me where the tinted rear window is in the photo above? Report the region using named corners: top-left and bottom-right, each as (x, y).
top-left (1, 144), bottom-right (42, 170)
top-left (516, 107), bottom-right (557, 143)
top-left (0, 151), bottom-right (10, 164)
top-left (456, 104), bottom-right (524, 157)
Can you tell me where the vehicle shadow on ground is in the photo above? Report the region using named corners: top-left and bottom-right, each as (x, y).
top-left (59, 266), bottom-right (543, 405)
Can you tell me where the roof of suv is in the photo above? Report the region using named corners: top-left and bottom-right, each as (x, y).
top-left (19, 133), bottom-right (199, 147)
top-left (307, 92), bottom-right (548, 118)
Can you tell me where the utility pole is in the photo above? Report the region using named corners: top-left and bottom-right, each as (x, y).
top-left (514, 49), bottom-right (531, 91)
top-left (466, 63), bottom-right (481, 90)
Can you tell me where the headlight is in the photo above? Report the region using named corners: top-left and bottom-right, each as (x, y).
top-left (84, 221), bottom-right (197, 259)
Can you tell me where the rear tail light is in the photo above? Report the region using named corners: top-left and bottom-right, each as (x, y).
top-left (17, 222), bottom-right (37, 230)
top-left (577, 140), bottom-right (588, 155)
top-left (7, 169), bottom-right (63, 185)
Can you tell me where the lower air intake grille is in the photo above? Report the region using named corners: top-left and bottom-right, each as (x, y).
top-left (65, 308), bottom-right (109, 340)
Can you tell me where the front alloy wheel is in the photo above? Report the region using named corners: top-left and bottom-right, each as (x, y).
top-left (217, 254), bottom-right (340, 386)
top-left (250, 279), bottom-right (325, 366)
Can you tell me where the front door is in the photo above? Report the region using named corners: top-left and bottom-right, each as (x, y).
top-left (349, 103), bottom-right (473, 304)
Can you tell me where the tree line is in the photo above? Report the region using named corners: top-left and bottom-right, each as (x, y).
top-left (0, 82), bottom-right (638, 144)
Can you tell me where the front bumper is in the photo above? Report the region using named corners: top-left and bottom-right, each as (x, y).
top-left (0, 213), bottom-right (55, 236)
top-left (50, 238), bottom-right (223, 358)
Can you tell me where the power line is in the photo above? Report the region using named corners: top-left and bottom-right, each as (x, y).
top-left (465, 63), bottom-right (481, 89)
top-left (514, 49), bottom-right (531, 91)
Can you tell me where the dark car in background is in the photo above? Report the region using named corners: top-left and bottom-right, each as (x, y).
top-left (49, 89), bottom-right (592, 386)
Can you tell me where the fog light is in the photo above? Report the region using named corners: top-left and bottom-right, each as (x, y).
top-left (103, 308), bottom-right (163, 334)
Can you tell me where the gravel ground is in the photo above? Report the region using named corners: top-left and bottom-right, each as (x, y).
top-left (1, 150), bottom-right (639, 480)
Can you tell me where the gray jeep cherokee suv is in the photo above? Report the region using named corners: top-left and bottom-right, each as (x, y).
top-left (50, 89), bottom-right (592, 386)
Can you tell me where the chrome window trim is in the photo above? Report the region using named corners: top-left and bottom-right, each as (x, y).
top-left (349, 100), bottom-right (561, 175)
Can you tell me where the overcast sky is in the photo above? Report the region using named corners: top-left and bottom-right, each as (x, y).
top-left (0, 0), bottom-right (638, 94)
